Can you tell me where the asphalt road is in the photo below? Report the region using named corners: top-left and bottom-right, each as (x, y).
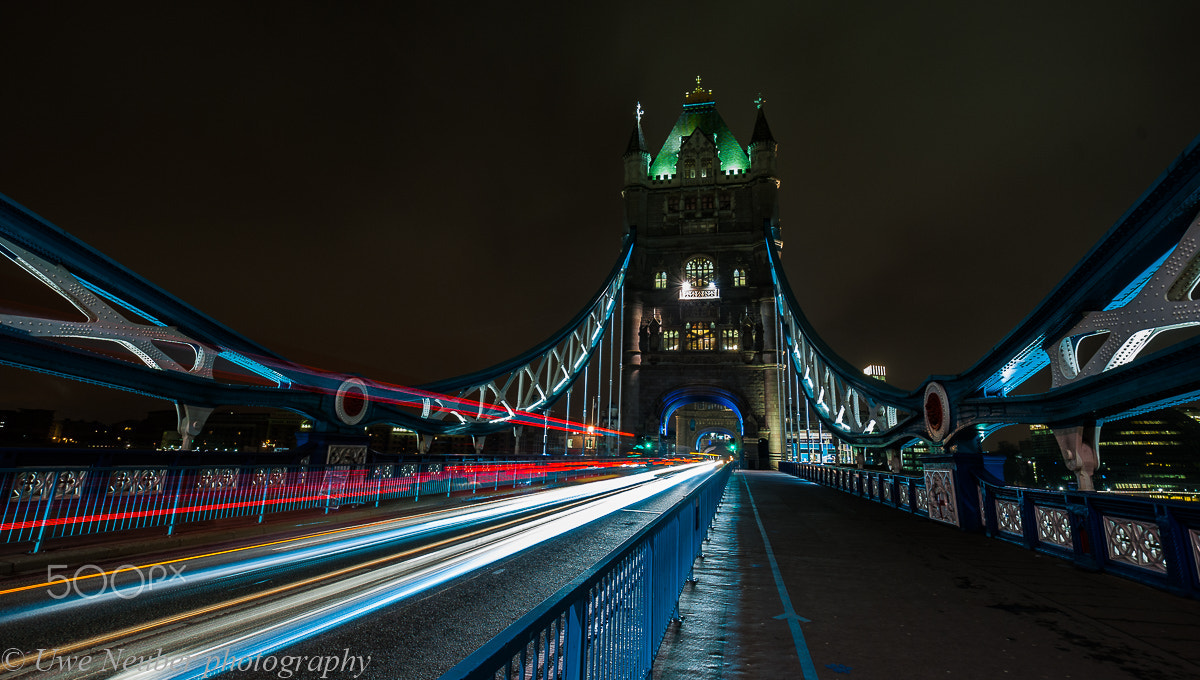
top-left (0, 462), bottom-right (723, 680)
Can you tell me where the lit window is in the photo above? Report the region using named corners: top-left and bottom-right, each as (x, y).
top-left (701, 158), bottom-right (713, 178)
top-left (685, 257), bottom-right (714, 287)
top-left (662, 329), bottom-right (679, 350)
top-left (732, 268), bottom-right (746, 287)
top-left (721, 328), bottom-right (739, 351)
top-left (654, 271), bottom-right (667, 289)
top-left (684, 159), bottom-right (696, 179)
top-left (686, 322), bottom-right (716, 351)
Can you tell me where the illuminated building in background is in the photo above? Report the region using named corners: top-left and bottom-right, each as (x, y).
top-left (621, 79), bottom-right (785, 468)
top-left (1097, 409), bottom-right (1200, 498)
top-left (1008, 412), bottom-right (1200, 498)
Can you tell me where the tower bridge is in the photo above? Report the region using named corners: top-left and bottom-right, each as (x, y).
top-left (2, 80), bottom-right (1200, 677)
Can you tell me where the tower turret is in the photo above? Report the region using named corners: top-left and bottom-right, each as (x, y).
top-left (749, 96), bottom-right (778, 176)
top-left (620, 78), bottom-right (786, 470)
top-left (623, 102), bottom-right (651, 187)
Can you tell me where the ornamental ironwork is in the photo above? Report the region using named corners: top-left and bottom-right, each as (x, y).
top-left (250, 467), bottom-right (287, 487)
top-left (1034, 506), bottom-right (1073, 549)
top-left (924, 470), bottom-right (958, 526)
top-left (899, 481), bottom-right (909, 508)
top-left (996, 500), bottom-right (1023, 535)
top-left (11, 470), bottom-right (85, 503)
top-left (10, 470), bottom-right (89, 501)
top-left (196, 468), bottom-right (239, 490)
top-left (1103, 515), bottom-right (1167, 573)
top-left (916, 486), bottom-right (928, 514)
top-left (1192, 529), bottom-right (1200, 584)
top-left (108, 468), bottom-right (166, 495)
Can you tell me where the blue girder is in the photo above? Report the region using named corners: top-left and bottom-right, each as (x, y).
top-left (0, 193), bottom-right (634, 437)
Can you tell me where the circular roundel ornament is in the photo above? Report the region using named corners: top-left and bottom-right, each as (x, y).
top-left (923, 381), bottom-right (951, 443)
top-left (335, 378), bottom-right (369, 426)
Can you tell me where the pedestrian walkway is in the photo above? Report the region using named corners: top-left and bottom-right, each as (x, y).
top-left (653, 470), bottom-right (1200, 680)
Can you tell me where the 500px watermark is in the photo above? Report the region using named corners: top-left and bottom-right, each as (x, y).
top-left (46, 563), bottom-right (186, 600)
top-left (3, 647), bottom-right (371, 679)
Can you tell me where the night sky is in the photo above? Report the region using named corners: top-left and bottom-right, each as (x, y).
top-left (3, 2), bottom-right (1200, 424)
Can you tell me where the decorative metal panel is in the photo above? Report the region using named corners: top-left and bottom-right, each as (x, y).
top-left (1103, 515), bottom-right (1167, 573)
top-left (250, 467), bottom-right (288, 487)
top-left (924, 469), bottom-right (959, 526)
top-left (1192, 529), bottom-right (1200, 584)
top-left (899, 481), bottom-right (909, 507)
top-left (871, 477), bottom-right (879, 498)
top-left (883, 481), bottom-right (892, 502)
top-left (996, 500), bottom-right (1023, 535)
top-left (1034, 506), bottom-right (1073, 549)
top-left (916, 486), bottom-right (928, 513)
top-left (196, 468), bottom-right (238, 490)
top-left (10, 470), bottom-right (88, 500)
top-left (108, 469), bottom-right (166, 495)
top-left (978, 486), bottom-right (986, 527)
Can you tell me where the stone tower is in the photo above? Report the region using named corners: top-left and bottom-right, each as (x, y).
top-left (621, 79), bottom-right (784, 469)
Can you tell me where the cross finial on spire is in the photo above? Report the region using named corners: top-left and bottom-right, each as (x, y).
top-left (684, 76), bottom-right (714, 105)
top-left (635, 101), bottom-right (644, 124)
top-left (755, 93), bottom-right (766, 109)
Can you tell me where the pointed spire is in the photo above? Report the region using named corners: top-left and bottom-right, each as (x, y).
top-left (751, 95), bottom-right (775, 145)
top-left (624, 101), bottom-right (648, 156)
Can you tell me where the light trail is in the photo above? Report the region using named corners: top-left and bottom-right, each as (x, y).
top-left (0, 462), bottom-right (720, 679)
top-left (0, 458), bottom-right (632, 534)
top-left (0, 461), bottom-right (641, 607)
top-left (113, 463), bottom-right (718, 680)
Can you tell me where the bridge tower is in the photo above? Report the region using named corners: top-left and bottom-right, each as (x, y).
top-left (620, 79), bottom-right (784, 468)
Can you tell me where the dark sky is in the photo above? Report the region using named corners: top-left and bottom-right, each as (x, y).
top-left (3, 2), bottom-right (1200, 423)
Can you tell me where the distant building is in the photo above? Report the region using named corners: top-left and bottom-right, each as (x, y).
top-left (863, 364), bottom-right (887, 382)
top-left (1098, 409), bottom-right (1200, 497)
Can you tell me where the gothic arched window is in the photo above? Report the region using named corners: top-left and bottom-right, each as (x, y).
top-left (701, 158), bottom-right (713, 178)
top-left (654, 271), bottom-right (668, 289)
top-left (685, 257), bottom-right (714, 287)
top-left (732, 268), bottom-right (746, 287)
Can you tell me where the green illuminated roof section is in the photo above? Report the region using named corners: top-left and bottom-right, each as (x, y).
top-left (648, 103), bottom-right (750, 178)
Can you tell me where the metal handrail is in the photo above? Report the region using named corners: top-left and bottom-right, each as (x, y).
top-left (781, 462), bottom-right (1200, 599)
top-left (440, 462), bottom-right (732, 680)
top-left (0, 459), bottom-right (622, 552)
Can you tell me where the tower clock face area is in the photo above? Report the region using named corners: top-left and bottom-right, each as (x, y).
top-left (621, 81), bottom-right (783, 469)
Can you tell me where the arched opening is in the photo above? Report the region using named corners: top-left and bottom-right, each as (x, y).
top-left (694, 426), bottom-right (740, 455)
top-left (654, 386), bottom-right (750, 462)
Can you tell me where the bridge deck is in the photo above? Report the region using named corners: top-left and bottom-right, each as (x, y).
top-left (653, 470), bottom-right (1200, 680)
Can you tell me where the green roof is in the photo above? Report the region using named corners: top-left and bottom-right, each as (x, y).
top-left (648, 102), bottom-right (750, 178)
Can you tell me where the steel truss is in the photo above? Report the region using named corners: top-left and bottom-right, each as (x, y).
top-left (0, 192), bottom-right (633, 439)
top-left (767, 132), bottom-right (1200, 449)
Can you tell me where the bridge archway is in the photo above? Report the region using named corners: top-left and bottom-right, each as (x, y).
top-left (648, 385), bottom-right (758, 461)
top-left (693, 425), bottom-right (741, 454)
top-left (656, 385), bottom-right (748, 437)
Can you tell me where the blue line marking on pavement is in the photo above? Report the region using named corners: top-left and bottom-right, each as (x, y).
top-left (742, 473), bottom-right (820, 680)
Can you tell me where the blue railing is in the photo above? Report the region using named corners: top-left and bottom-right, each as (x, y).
top-left (440, 463), bottom-right (732, 680)
top-left (1, 459), bottom-right (622, 552)
top-left (780, 462), bottom-right (1200, 598)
